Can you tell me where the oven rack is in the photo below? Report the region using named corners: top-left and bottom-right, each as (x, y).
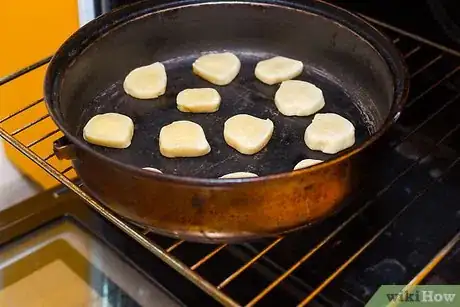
top-left (1, 16), bottom-right (460, 306)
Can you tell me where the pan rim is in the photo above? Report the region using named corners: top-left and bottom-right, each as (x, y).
top-left (44, 0), bottom-right (409, 186)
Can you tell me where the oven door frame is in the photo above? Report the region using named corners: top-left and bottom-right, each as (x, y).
top-left (0, 186), bottom-right (219, 306)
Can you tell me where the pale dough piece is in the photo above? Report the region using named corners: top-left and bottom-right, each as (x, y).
top-left (255, 56), bottom-right (303, 85)
top-left (192, 52), bottom-right (241, 86)
top-left (219, 172), bottom-right (258, 179)
top-left (159, 121), bottom-right (211, 158)
top-left (176, 88), bottom-right (221, 113)
top-left (123, 62), bottom-right (167, 99)
top-left (293, 159), bottom-right (323, 170)
top-left (143, 167), bottom-right (162, 173)
top-left (83, 113), bottom-right (134, 149)
top-left (224, 114), bottom-right (274, 155)
top-left (304, 113), bottom-right (355, 154)
top-left (274, 80), bottom-right (325, 116)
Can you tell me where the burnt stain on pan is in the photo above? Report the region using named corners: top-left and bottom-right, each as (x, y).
top-left (191, 195), bottom-right (204, 211)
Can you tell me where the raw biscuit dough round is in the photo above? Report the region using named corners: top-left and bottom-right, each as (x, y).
top-left (274, 80), bottom-right (325, 116)
top-left (143, 167), bottom-right (162, 173)
top-left (83, 113), bottom-right (134, 149)
top-left (219, 172), bottom-right (258, 179)
top-left (159, 120), bottom-right (211, 158)
top-left (176, 88), bottom-right (221, 113)
top-left (192, 52), bottom-right (241, 86)
top-left (224, 114), bottom-right (274, 155)
top-left (255, 56), bottom-right (303, 85)
top-left (123, 62), bottom-right (167, 99)
top-left (304, 113), bottom-right (355, 154)
top-left (293, 159), bottom-right (323, 170)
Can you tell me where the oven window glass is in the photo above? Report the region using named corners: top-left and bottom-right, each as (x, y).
top-left (0, 221), bottom-right (180, 307)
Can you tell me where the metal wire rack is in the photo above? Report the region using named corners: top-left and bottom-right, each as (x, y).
top-left (1, 15), bottom-right (460, 306)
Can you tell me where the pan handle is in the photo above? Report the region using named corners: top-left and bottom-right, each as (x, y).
top-left (53, 137), bottom-right (76, 160)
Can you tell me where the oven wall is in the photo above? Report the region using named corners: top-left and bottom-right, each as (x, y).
top-left (0, 1), bottom-right (82, 210)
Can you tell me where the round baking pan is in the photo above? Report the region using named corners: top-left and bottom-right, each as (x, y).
top-left (45, 0), bottom-right (409, 242)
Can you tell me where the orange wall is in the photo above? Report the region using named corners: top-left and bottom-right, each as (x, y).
top-left (0, 1), bottom-right (80, 188)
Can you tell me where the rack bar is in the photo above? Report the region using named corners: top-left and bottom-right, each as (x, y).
top-left (11, 114), bottom-right (50, 136)
top-left (61, 166), bottom-right (73, 175)
top-left (411, 54), bottom-right (443, 77)
top-left (360, 15), bottom-right (460, 57)
top-left (389, 231), bottom-right (460, 307)
top-left (26, 129), bottom-right (59, 148)
top-left (404, 45), bottom-right (421, 58)
top-left (191, 244), bottom-right (227, 270)
top-left (166, 240), bottom-right (185, 252)
top-left (218, 237), bottom-right (284, 289)
top-left (246, 228), bottom-right (347, 305)
top-left (43, 152), bottom-right (56, 161)
top-left (406, 66), bottom-right (460, 108)
top-left (412, 231), bottom-right (460, 287)
top-left (0, 57), bottom-right (52, 86)
top-left (0, 98), bottom-right (44, 124)
top-left (398, 93), bottom-right (460, 145)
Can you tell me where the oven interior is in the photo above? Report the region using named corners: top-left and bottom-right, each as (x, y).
top-left (0, 1), bottom-right (459, 306)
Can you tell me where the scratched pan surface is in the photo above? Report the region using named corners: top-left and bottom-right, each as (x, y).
top-left (49, 0), bottom-right (401, 179)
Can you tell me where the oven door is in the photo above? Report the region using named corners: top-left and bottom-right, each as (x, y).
top-left (0, 188), bottom-right (219, 307)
